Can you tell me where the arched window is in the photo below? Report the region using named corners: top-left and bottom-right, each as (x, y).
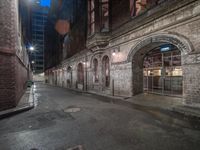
top-left (88, 0), bottom-right (95, 34)
top-left (130, 0), bottom-right (136, 16)
top-left (77, 63), bottom-right (84, 83)
top-left (100, 0), bottom-right (109, 32)
top-left (93, 59), bottom-right (99, 83)
top-left (102, 56), bottom-right (110, 87)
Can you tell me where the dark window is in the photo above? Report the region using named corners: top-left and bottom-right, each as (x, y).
top-left (130, 0), bottom-right (136, 16)
top-left (88, 0), bottom-right (95, 35)
top-left (77, 63), bottom-right (84, 83)
top-left (102, 56), bottom-right (110, 87)
top-left (93, 59), bottom-right (98, 82)
top-left (67, 66), bottom-right (72, 87)
top-left (100, 0), bottom-right (109, 32)
top-left (130, 0), bottom-right (163, 16)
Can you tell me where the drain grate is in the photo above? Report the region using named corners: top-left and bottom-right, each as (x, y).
top-left (67, 145), bottom-right (84, 150)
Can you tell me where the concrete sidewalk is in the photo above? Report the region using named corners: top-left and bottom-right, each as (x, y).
top-left (88, 90), bottom-right (200, 118)
top-left (0, 86), bottom-right (34, 119)
top-left (125, 93), bottom-right (182, 110)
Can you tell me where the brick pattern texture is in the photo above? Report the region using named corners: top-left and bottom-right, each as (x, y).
top-left (0, 0), bottom-right (29, 111)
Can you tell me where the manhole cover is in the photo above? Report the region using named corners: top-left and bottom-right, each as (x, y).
top-left (67, 145), bottom-right (84, 150)
top-left (64, 107), bottom-right (81, 113)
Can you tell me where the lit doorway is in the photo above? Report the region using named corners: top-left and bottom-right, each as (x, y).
top-left (143, 44), bottom-right (183, 96)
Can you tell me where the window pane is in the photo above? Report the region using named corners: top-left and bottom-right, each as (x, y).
top-left (130, 0), bottom-right (135, 16)
top-left (91, 0), bottom-right (94, 10)
top-left (100, 1), bottom-right (109, 32)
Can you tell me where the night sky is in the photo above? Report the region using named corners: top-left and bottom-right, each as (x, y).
top-left (40, 0), bottom-right (51, 7)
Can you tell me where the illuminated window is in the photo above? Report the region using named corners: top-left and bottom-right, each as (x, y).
top-left (100, 0), bottom-right (109, 32)
top-left (88, 0), bottom-right (95, 35)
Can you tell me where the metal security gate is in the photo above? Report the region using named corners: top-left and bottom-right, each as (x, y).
top-left (143, 45), bottom-right (183, 97)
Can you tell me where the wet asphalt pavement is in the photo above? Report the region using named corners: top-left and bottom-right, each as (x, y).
top-left (0, 83), bottom-right (200, 150)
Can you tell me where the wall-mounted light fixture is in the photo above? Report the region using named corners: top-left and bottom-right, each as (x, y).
top-left (112, 50), bottom-right (116, 56)
top-left (112, 48), bottom-right (120, 56)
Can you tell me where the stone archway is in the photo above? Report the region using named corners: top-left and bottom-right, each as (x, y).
top-left (127, 33), bottom-right (194, 96)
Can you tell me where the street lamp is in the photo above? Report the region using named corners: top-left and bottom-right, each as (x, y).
top-left (29, 46), bottom-right (35, 51)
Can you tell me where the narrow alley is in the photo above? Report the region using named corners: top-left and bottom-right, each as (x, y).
top-left (0, 83), bottom-right (199, 150)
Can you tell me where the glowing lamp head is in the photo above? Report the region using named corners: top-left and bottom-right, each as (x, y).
top-left (29, 46), bottom-right (34, 51)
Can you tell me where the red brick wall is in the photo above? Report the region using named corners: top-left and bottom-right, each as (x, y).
top-left (0, 54), bottom-right (16, 111)
top-left (15, 56), bottom-right (28, 105)
top-left (0, 0), bottom-right (30, 111)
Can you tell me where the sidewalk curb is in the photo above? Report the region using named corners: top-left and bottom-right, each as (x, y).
top-left (0, 86), bottom-right (35, 119)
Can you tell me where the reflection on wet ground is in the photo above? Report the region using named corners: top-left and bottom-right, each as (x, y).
top-left (0, 83), bottom-right (200, 150)
top-left (89, 93), bottom-right (200, 130)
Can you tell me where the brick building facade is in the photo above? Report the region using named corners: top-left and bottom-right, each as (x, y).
top-left (45, 0), bottom-right (200, 108)
top-left (0, 0), bottom-right (31, 111)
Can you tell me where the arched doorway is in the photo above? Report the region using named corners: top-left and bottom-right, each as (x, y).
top-left (102, 56), bottom-right (110, 88)
top-left (130, 43), bottom-right (183, 96)
top-left (93, 58), bottom-right (99, 83)
top-left (143, 44), bottom-right (182, 96)
top-left (77, 63), bottom-right (84, 90)
top-left (67, 66), bottom-right (72, 88)
top-left (128, 34), bottom-right (193, 97)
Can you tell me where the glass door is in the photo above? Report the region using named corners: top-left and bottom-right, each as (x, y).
top-left (143, 45), bottom-right (183, 97)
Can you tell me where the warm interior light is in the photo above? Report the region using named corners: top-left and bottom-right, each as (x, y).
top-left (112, 52), bottom-right (116, 56)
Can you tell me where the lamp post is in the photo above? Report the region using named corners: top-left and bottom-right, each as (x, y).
top-left (28, 46), bottom-right (36, 74)
top-left (29, 46), bottom-right (35, 51)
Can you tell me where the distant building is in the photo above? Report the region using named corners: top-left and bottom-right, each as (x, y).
top-left (0, 0), bottom-right (31, 111)
top-left (44, 0), bottom-right (87, 75)
top-left (31, 1), bottom-right (49, 74)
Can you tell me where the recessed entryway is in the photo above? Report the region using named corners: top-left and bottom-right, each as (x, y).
top-left (143, 44), bottom-right (182, 97)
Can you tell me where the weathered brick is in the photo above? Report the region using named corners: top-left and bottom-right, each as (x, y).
top-left (0, 0), bottom-right (29, 111)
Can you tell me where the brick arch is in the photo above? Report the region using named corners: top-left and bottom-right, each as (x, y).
top-left (127, 33), bottom-right (194, 96)
top-left (127, 33), bottom-right (194, 63)
top-left (89, 54), bottom-right (100, 68)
